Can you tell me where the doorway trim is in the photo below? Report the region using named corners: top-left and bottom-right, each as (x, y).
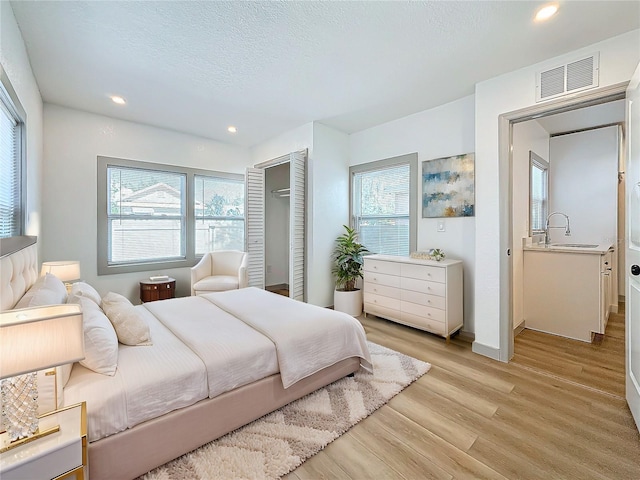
top-left (498, 82), bottom-right (629, 362)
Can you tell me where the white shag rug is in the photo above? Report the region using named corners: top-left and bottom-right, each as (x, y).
top-left (140, 342), bottom-right (431, 480)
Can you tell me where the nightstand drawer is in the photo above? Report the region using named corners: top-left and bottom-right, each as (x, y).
top-left (1, 438), bottom-right (82, 480)
top-left (0, 403), bottom-right (86, 480)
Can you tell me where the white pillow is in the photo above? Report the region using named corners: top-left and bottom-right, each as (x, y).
top-left (67, 281), bottom-right (101, 306)
top-left (101, 292), bottom-right (152, 346)
top-left (73, 297), bottom-right (118, 376)
top-left (15, 273), bottom-right (67, 308)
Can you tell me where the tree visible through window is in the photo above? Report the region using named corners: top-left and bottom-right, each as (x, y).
top-left (194, 175), bottom-right (244, 254)
top-left (98, 156), bottom-right (245, 274)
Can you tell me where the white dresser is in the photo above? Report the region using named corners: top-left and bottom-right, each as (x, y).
top-left (363, 254), bottom-right (463, 341)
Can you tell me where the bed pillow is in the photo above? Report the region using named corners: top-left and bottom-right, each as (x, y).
top-left (67, 281), bottom-right (101, 306)
top-left (14, 273), bottom-right (67, 308)
top-left (101, 292), bottom-right (152, 346)
top-left (71, 297), bottom-right (118, 376)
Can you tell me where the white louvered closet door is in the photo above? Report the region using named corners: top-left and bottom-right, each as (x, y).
top-left (245, 168), bottom-right (265, 288)
top-left (289, 151), bottom-right (306, 301)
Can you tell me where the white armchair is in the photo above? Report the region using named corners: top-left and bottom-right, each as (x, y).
top-left (190, 250), bottom-right (248, 296)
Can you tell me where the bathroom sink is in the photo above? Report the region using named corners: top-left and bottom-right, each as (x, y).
top-left (550, 243), bottom-right (599, 248)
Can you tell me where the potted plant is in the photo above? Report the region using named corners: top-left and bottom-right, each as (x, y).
top-left (332, 225), bottom-right (369, 316)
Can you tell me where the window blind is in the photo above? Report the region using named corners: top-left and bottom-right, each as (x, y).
top-left (194, 174), bottom-right (245, 254)
top-left (0, 94), bottom-right (21, 238)
top-left (530, 158), bottom-right (548, 233)
top-left (107, 165), bottom-right (186, 264)
top-left (353, 163), bottom-right (410, 255)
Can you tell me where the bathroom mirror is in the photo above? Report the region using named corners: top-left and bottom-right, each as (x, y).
top-left (529, 151), bottom-right (549, 236)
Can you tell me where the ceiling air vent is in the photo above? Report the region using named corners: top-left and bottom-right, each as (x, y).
top-left (536, 53), bottom-right (599, 102)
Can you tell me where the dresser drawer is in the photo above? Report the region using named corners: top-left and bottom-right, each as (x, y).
top-left (401, 263), bottom-right (446, 283)
top-left (364, 282), bottom-right (400, 299)
top-left (401, 277), bottom-right (446, 297)
top-left (401, 301), bottom-right (446, 322)
top-left (364, 293), bottom-right (401, 311)
top-left (365, 271), bottom-right (401, 288)
top-left (364, 259), bottom-right (401, 276)
top-left (364, 303), bottom-right (401, 322)
top-left (401, 311), bottom-right (446, 335)
top-left (401, 289), bottom-right (446, 310)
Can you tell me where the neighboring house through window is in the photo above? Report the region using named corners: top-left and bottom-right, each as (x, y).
top-left (0, 67), bottom-right (26, 238)
top-left (97, 156), bottom-right (244, 274)
top-left (350, 153), bottom-right (417, 256)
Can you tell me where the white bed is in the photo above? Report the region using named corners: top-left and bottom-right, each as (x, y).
top-left (0, 237), bottom-right (372, 480)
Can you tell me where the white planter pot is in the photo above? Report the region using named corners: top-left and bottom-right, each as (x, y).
top-left (334, 288), bottom-right (363, 316)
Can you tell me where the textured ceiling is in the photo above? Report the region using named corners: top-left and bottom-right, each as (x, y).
top-left (9, 1), bottom-right (640, 147)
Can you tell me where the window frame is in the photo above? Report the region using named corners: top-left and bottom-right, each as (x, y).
top-left (349, 153), bottom-right (418, 256)
top-left (97, 156), bottom-right (244, 275)
top-left (193, 173), bottom-right (245, 255)
top-left (529, 151), bottom-right (550, 235)
top-left (0, 65), bottom-right (27, 239)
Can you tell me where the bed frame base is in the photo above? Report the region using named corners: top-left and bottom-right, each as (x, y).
top-left (88, 357), bottom-right (361, 480)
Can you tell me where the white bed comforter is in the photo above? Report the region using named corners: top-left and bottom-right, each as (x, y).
top-left (143, 296), bottom-right (279, 398)
top-left (64, 307), bottom-right (208, 442)
top-left (202, 287), bottom-right (372, 388)
top-left (64, 287), bottom-right (371, 442)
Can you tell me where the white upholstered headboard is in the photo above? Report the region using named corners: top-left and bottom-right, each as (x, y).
top-left (0, 236), bottom-right (38, 311)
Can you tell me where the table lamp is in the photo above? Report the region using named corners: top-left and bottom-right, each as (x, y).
top-left (40, 261), bottom-right (81, 292)
top-left (0, 304), bottom-right (84, 452)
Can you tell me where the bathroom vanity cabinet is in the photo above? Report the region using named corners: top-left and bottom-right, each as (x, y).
top-left (523, 244), bottom-right (614, 342)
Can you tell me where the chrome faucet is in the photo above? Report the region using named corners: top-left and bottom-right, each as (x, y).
top-left (544, 212), bottom-right (571, 245)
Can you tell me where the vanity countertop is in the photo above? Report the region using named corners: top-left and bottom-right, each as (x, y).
top-left (523, 243), bottom-right (613, 254)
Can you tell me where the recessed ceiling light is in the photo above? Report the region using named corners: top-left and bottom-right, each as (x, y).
top-left (228, 126), bottom-right (237, 133)
top-left (111, 95), bottom-right (126, 105)
top-left (535, 3), bottom-right (558, 22)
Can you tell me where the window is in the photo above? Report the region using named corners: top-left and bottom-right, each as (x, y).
top-left (0, 68), bottom-right (26, 238)
top-left (529, 151), bottom-right (549, 234)
top-left (194, 174), bottom-right (245, 254)
top-left (350, 153), bottom-right (417, 256)
top-left (107, 166), bottom-right (187, 264)
top-left (98, 156), bottom-right (244, 274)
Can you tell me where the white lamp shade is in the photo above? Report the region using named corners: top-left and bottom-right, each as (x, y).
top-left (0, 304), bottom-right (85, 379)
top-left (40, 261), bottom-right (81, 282)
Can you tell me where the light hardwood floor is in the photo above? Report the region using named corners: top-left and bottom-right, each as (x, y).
top-left (285, 307), bottom-right (640, 480)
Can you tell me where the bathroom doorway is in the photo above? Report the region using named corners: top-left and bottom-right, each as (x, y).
top-left (508, 96), bottom-right (626, 394)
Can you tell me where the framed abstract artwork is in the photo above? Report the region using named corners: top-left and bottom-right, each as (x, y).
top-left (422, 153), bottom-right (475, 218)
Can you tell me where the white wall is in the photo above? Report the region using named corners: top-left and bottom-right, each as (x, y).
top-left (251, 122), bottom-right (350, 307)
top-left (349, 95), bottom-right (476, 333)
top-left (42, 104), bottom-right (251, 301)
top-left (474, 29), bottom-right (640, 354)
top-left (309, 123), bottom-right (350, 307)
top-left (1, 2), bottom-right (44, 247)
top-left (549, 126), bottom-right (618, 245)
top-left (511, 120), bottom-right (550, 330)
top-left (265, 162), bottom-right (290, 286)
